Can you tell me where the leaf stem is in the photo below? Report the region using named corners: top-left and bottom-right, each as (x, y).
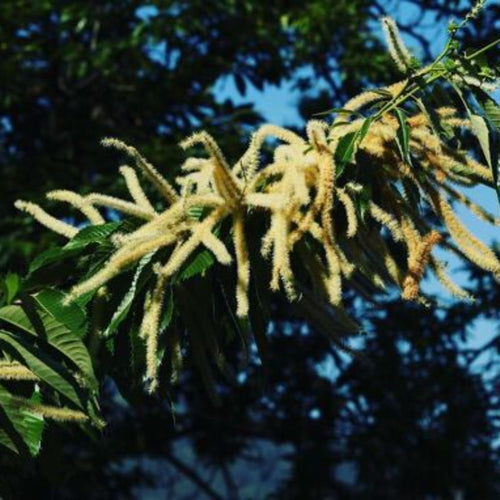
top-left (464, 37), bottom-right (500, 61)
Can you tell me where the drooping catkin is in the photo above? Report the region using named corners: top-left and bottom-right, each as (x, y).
top-left (440, 182), bottom-right (500, 226)
top-left (431, 191), bottom-right (500, 275)
top-left (402, 230), bottom-right (443, 300)
top-left (202, 231), bottom-right (232, 265)
top-left (369, 202), bottom-right (403, 242)
top-left (119, 165), bottom-right (157, 214)
top-left (0, 363), bottom-right (39, 381)
top-left (324, 244), bottom-right (343, 305)
top-left (235, 124), bottom-right (306, 180)
top-left (12, 397), bottom-right (89, 422)
top-left (102, 137), bottom-right (179, 203)
top-left (181, 132), bottom-right (241, 203)
top-left (381, 17), bottom-right (414, 73)
top-left (336, 188), bottom-right (358, 238)
top-left (430, 257), bottom-right (474, 301)
top-left (66, 232), bottom-right (179, 303)
top-left (141, 274), bottom-right (168, 393)
top-left (270, 210), bottom-right (292, 292)
top-left (86, 193), bottom-right (155, 220)
top-left (46, 190), bottom-right (105, 224)
top-left (233, 211), bottom-right (250, 317)
top-left (15, 200), bottom-right (78, 238)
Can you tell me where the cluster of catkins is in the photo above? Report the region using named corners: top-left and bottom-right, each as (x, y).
top-left (15, 18), bottom-right (500, 391)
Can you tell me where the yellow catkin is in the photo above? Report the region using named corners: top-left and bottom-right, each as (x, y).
top-left (235, 124), bottom-right (306, 180)
top-left (411, 128), bottom-right (443, 154)
top-left (336, 188), bottom-right (358, 238)
top-left (370, 232), bottom-right (403, 286)
top-left (464, 156), bottom-right (494, 184)
top-left (181, 132), bottom-right (241, 203)
top-left (15, 200), bottom-right (78, 238)
top-left (436, 107), bottom-right (458, 118)
top-left (444, 117), bottom-right (471, 129)
top-left (369, 202), bottom-right (403, 241)
top-left (119, 166), bottom-right (157, 214)
top-left (113, 203), bottom-right (184, 246)
top-left (306, 121), bottom-right (337, 258)
top-left (66, 232), bottom-right (179, 302)
top-left (290, 167), bottom-right (310, 205)
top-left (180, 157), bottom-right (213, 172)
top-left (15, 399), bottom-right (89, 422)
top-left (233, 211), bottom-right (250, 317)
top-left (440, 182), bottom-right (500, 226)
top-left (159, 206), bottom-right (229, 279)
top-left (324, 244), bottom-right (343, 305)
top-left (432, 191), bottom-right (500, 276)
top-left (140, 274), bottom-right (168, 393)
top-left (270, 210), bottom-right (292, 292)
top-left (46, 190), bottom-right (105, 225)
top-left (0, 363), bottom-right (39, 381)
top-left (332, 80), bottom-right (407, 126)
top-left (260, 223), bottom-right (274, 259)
top-left (202, 231), bottom-right (232, 265)
top-left (245, 193), bottom-right (287, 210)
top-left (381, 17), bottom-right (413, 72)
top-left (400, 215), bottom-right (421, 260)
top-left (86, 193), bottom-right (155, 220)
top-left (433, 146), bottom-right (493, 184)
top-left (102, 138), bottom-right (178, 203)
top-left (402, 230), bottom-right (443, 300)
top-left (430, 257), bottom-right (474, 300)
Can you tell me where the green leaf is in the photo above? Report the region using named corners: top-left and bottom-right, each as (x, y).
top-left (179, 249), bottom-right (215, 281)
top-left (0, 329), bottom-right (84, 408)
top-left (103, 254), bottom-right (153, 338)
top-left (470, 114), bottom-right (496, 168)
top-left (372, 88), bottom-right (393, 98)
top-left (335, 117), bottom-right (372, 178)
top-left (0, 303), bottom-right (97, 391)
top-left (314, 107), bottom-right (363, 118)
top-left (472, 89), bottom-right (500, 201)
top-left (187, 205), bottom-right (206, 221)
top-left (63, 222), bottom-right (121, 251)
top-left (335, 131), bottom-right (357, 174)
top-left (34, 289), bottom-right (87, 339)
top-left (477, 93), bottom-right (500, 132)
top-left (395, 108), bottom-right (412, 166)
top-left (159, 287), bottom-right (174, 332)
top-left (470, 114), bottom-right (500, 202)
top-left (0, 384), bottom-right (44, 456)
top-left (28, 246), bottom-right (79, 274)
top-left (3, 274), bottom-right (20, 305)
top-left (28, 223), bottom-right (119, 275)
